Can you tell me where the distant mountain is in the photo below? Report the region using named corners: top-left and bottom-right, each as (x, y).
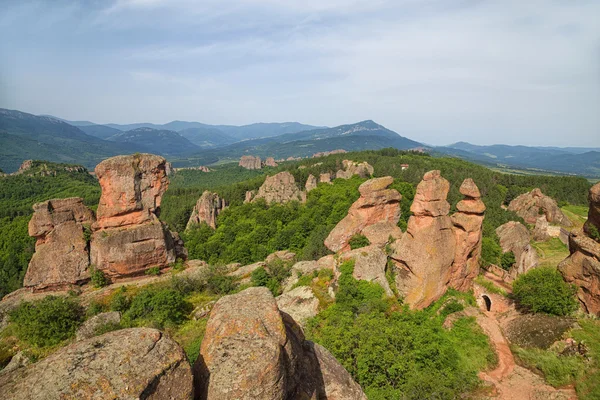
top-left (213, 122), bottom-right (325, 140)
top-left (178, 127), bottom-right (237, 148)
top-left (78, 124), bottom-right (123, 140)
top-left (108, 127), bottom-right (200, 156)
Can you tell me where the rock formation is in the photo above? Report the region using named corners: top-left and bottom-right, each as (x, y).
top-left (239, 155), bottom-right (262, 170)
top-left (24, 197), bottom-right (95, 290)
top-left (448, 179), bottom-right (486, 291)
top-left (508, 188), bottom-right (572, 226)
top-left (0, 328), bottom-right (194, 399)
top-left (390, 170), bottom-right (456, 309)
top-left (305, 174), bottom-right (318, 192)
top-left (336, 160), bottom-right (374, 180)
top-left (320, 173), bottom-right (333, 184)
top-left (90, 154), bottom-right (183, 278)
top-left (265, 157), bottom-right (278, 167)
top-left (244, 190), bottom-right (255, 203)
top-left (312, 149), bottom-right (347, 158)
top-left (559, 182), bottom-right (600, 316)
top-left (339, 245), bottom-right (394, 296)
top-left (194, 287), bottom-right (366, 400)
top-left (186, 191), bottom-right (227, 230)
top-left (276, 286), bottom-right (320, 326)
top-left (75, 311), bottom-right (121, 341)
top-left (325, 177), bottom-right (401, 252)
top-left (253, 172), bottom-right (307, 204)
top-left (533, 215), bottom-right (551, 241)
top-left (496, 221), bottom-right (539, 278)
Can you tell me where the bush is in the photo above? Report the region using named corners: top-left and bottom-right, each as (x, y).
top-left (110, 288), bottom-right (131, 312)
top-left (10, 296), bottom-right (84, 347)
top-left (512, 268), bottom-right (579, 316)
top-left (440, 300), bottom-right (465, 318)
top-left (481, 237), bottom-right (502, 267)
top-left (348, 234), bottom-right (370, 250)
top-left (205, 268), bottom-right (237, 295)
top-left (89, 266), bottom-right (108, 288)
top-left (145, 267), bottom-right (161, 276)
top-left (500, 251), bottom-right (516, 271)
top-left (86, 301), bottom-right (105, 317)
top-left (588, 224), bottom-right (600, 242)
top-left (123, 288), bottom-right (191, 327)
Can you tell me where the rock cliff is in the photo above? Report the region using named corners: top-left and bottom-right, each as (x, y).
top-left (496, 221), bottom-right (539, 277)
top-left (508, 188), bottom-right (572, 226)
top-left (265, 157), bottom-right (278, 167)
top-left (186, 191), bottom-right (227, 230)
top-left (253, 172), bottom-right (307, 204)
top-left (239, 155), bottom-right (262, 170)
top-left (335, 160), bottom-right (374, 180)
top-left (24, 197), bottom-right (95, 290)
top-left (305, 174), bottom-right (318, 192)
top-left (325, 176), bottom-right (401, 252)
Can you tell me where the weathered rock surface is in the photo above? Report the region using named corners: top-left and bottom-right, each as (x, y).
top-left (91, 154), bottom-right (183, 278)
top-left (194, 287), bottom-right (366, 400)
top-left (276, 286), bottom-right (320, 326)
top-left (335, 160), bottom-right (374, 180)
top-left (508, 188), bottom-right (572, 226)
top-left (0, 328), bottom-right (194, 400)
top-left (305, 174), bottom-right (318, 192)
top-left (448, 179), bottom-right (485, 291)
top-left (325, 176), bottom-right (401, 252)
top-left (320, 173), bottom-right (333, 184)
top-left (391, 170), bottom-right (456, 309)
top-left (361, 221), bottom-right (403, 248)
top-left (239, 155), bottom-right (262, 170)
top-left (75, 311), bottom-right (121, 341)
top-left (265, 157), bottom-right (278, 167)
top-left (244, 190), bottom-right (255, 203)
top-left (186, 191), bottom-right (227, 230)
top-left (254, 172), bottom-right (307, 204)
top-left (24, 197), bottom-right (95, 290)
top-left (312, 149), bottom-right (347, 158)
top-left (339, 245), bottom-right (394, 296)
top-left (496, 221), bottom-right (539, 277)
top-left (584, 182), bottom-right (600, 237)
top-left (533, 215), bottom-right (551, 241)
top-left (229, 261), bottom-right (266, 278)
top-left (266, 250), bottom-right (296, 264)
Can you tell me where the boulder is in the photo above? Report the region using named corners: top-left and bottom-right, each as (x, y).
top-left (254, 172), bottom-right (307, 204)
top-left (244, 190), bottom-right (255, 203)
top-left (90, 154), bottom-right (184, 278)
top-left (266, 250), bottom-right (296, 264)
top-left (584, 182), bottom-right (600, 237)
top-left (448, 179), bottom-right (485, 291)
top-left (0, 328), bottom-right (194, 399)
top-left (265, 157), bottom-right (278, 167)
top-left (0, 351), bottom-right (29, 375)
top-left (229, 261), bottom-right (266, 277)
top-left (339, 245), bottom-right (394, 296)
top-left (325, 176), bottom-right (401, 252)
top-left (361, 221), bottom-right (403, 248)
top-left (75, 311), bottom-right (121, 341)
top-left (319, 173), bottom-right (333, 184)
top-left (390, 170), bottom-right (456, 309)
top-left (508, 188), bottom-right (572, 226)
top-left (496, 221), bottom-right (539, 277)
top-left (239, 155), bottom-right (262, 170)
top-left (24, 197), bottom-right (95, 290)
top-left (312, 149), bottom-right (347, 158)
top-left (276, 286), bottom-right (320, 326)
top-left (533, 215), bottom-right (551, 241)
top-left (317, 255), bottom-right (337, 271)
top-left (186, 191), bottom-right (227, 230)
top-left (291, 261), bottom-right (320, 275)
top-left (305, 174), bottom-right (318, 192)
top-left (335, 160), bottom-right (374, 180)
top-left (194, 287), bottom-right (366, 400)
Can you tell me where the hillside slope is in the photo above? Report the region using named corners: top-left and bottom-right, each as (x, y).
top-left (108, 127), bottom-right (200, 155)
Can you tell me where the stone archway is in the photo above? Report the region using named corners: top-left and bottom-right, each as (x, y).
top-left (482, 295), bottom-right (492, 312)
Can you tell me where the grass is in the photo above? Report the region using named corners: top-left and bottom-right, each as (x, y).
top-left (475, 275), bottom-right (508, 296)
top-left (512, 346), bottom-right (584, 387)
top-left (170, 318), bottom-right (207, 364)
top-left (448, 317), bottom-right (498, 373)
top-left (561, 205), bottom-right (588, 230)
top-left (531, 238), bottom-right (570, 269)
top-left (572, 319), bottom-right (600, 399)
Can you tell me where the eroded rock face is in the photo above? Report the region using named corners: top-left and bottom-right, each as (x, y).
top-left (186, 191), bottom-right (227, 230)
top-left (339, 245), bottom-right (394, 296)
top-left (390, 170), bottom-right (456, 309)
top-left (508, 188), bottom-right (572, 226)
top-left (244, 190), bottom-right (255, 203)
top-left (305, 174), bottom-right (318, 192)
top-left (584, 182), bottom-right (600, 237)
top-left (533, 215), bottom-right (551, 241)
top-left (0, 328), bottom-right (194, 400)
top-left (24, 197), bottom-right (95, 290)
top-left (448, 179), bottom-right (485, 291)
top-left (335, 160), bottom-right (374, 180)
top-left (75, 311), bottom-right (121, 341)
top-left (239, 155), bottom-right (262, 170)
top-left (496, 221), bottom-right (539, 277)
top-left (90, 154), bottom-right (183, 278)
top-left (265, 157), bottom-right (278, 167)
top-left (276, 286), bottom-right (320, 327)
top-left (325, 176), bottom-right (401, 252)
top-left (320, 173), bottom-right (333, 184)
top-left (253, 172), bottom-right (307, 204)
top-left (194, 287), bottom-right (366, 400)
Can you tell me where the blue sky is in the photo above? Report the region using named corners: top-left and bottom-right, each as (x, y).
top-left (0, 0), bottom-right (598, 146)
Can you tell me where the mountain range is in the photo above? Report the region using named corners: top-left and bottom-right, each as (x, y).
top-left (1, 108), bottom-right (598, 178)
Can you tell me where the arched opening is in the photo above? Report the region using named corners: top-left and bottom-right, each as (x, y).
top-left (482, 295), bottom-right (492, 312)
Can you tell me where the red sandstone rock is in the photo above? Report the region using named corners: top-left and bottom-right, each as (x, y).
top-left (253, 172), bottom-right (307, 204)
top-left (335, 160), bottom-right (374, 180)
top-left (584, 182), bottom-right (600, 237)
top-left (239, 155), bottom-right (262, 170)
top-left (338, 245), bottom-right (394, 296)
top-left (496, 221), bottom-right (539, 278)
top-left (264, 157), bottom-right (278, 167)
top-left (508, 188), bottom-right (572, 226)
top-left (186, 191), bottom-right (227, 230)
top-left (305, 174), bottom-right (318, 192)
top-left (319, 173), bottom-right (333, 184)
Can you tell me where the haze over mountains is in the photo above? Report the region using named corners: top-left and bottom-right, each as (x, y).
top-left (1, 107), bottom-right (598, 179)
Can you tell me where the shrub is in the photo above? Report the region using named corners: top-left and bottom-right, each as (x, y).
top-left (440, 300), bottom-right (465, 318)
top-left (206, 274), bottom-right (237, 295)
top-left (250, 267), bottom-right (270, 287)
top-left (512, 268), bottom-right (578, 316)
top-left (123, 288), bottom-right (191, 327)
top-left (588, 224), bottom-right (600, 242)
top-left (110, 289), bottom-right (131, 312)
top-left (481, 237), bottom-right (502, 267)
top-left (145, 267), bottom-right (161, 276)
top-left (500, 251), bottom-right (516, 271)
top-left (348, 234), bottom-right (370, 250)
top-left (86, 301), bottom-right (105, 317)
top-left (89, 266), bottom-right (108, 288)
top-left (10, 296), bottom-right (84, 347)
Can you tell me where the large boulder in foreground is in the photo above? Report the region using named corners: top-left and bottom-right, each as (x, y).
top-left (0, 328), bottom-right (193, 399)
top-left (194, 287), bottom-right (366, 400)
top-left (24, 197), bottom-right (95, 290)
top-left (508, 188), bottom-right (572, 226)
top-left (253, 171), bottom-right (307, 204)
top-left (325, 176), bottom-right (401, 252)
top-left (391, 170), bottom-right (456, 309)
top-left (90, 154), bottom-right (184, 278)
top-left (186, 191), bottom-right (227, 230)
top-left (496, 221), bottom-right (539, 278)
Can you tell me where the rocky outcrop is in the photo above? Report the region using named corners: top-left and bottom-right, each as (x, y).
top-left (266, 250), bottom-right (296, 264)
top-left (265, 157), bottom-right (278, 167)
top-left (325, 176), bottom-right (401, 252)
top-left (194, 287), bottom-right (366, 400)
top-left (244, 190), bottom-right (255, 203)
top-left (186, 191), bottom-right (227, 230)
top-left (24, 197), bottom-right (95, 290)
top-left (75, 311), bottom-right (121, 341)
top-left (496, 221), bottom-right (539, 277)
top-left (361, 221), bottom-right (403, 248)
top-left (533, 215), bottom-right (551, 241)
top-left (508, 188), bottom-right (572, 226)
top-left (253, 172), bottom-right (307, 204)
top-left (559, 182), bottom-right (600, 316)
top-left (339, 245), bottom-right (394, 296)
top-left (276, 286), bottom-right (320, 326)
top-left (390, 170), bottom-right (456, 309)
top-left (448, 179), bottom-right (485, 291)
top-left (239, 155), bottom-right (262, 170)
top-left (320, 173), bottom-right (333, 184)
top-left (0, 328), bottom-right (194, 399)
top-left (312, 149), bottom-right (347, 158)
top-left (90, 154), bottom-right (183, 278)
top-left (335, 160), bottom-right (374, 180)
top-left (305, 174), bottom-right (318, 192)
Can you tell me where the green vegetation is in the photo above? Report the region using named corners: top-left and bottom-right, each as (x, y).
top-left (512, 268), bottom-right (578, 316)
top-left (122, 288), bottom-right (191, 328)
top-left (481, 236), bottom-right (502, 267)
top-left (500, 251), bottom-right (516, 270)
top-left (349, 234), bottom-right (371, 250)
top-left (572, 320), bottom-right (600, 398)
top-left (513, 346), bottom-right (584, 387)
top-left (89, 266), bottom-right (108, 288)
top-left (588, 225), bottom-right (600, 242)
top-left (532, 238), bottom-right (570, 269)
top-left (250, 260), bottom-right (293, 296)
top-left (561, 205), bottom-right (588, 230)
top-left (145, 266), bottom-right (161, 276)
top-left (474, 276), bottom-right (508, 296)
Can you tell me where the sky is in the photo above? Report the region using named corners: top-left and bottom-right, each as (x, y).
top-left (0, 0), bottom-right (599, 147)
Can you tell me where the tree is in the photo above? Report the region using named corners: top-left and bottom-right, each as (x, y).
top-left (512, 268), bottom-right (579, 316)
